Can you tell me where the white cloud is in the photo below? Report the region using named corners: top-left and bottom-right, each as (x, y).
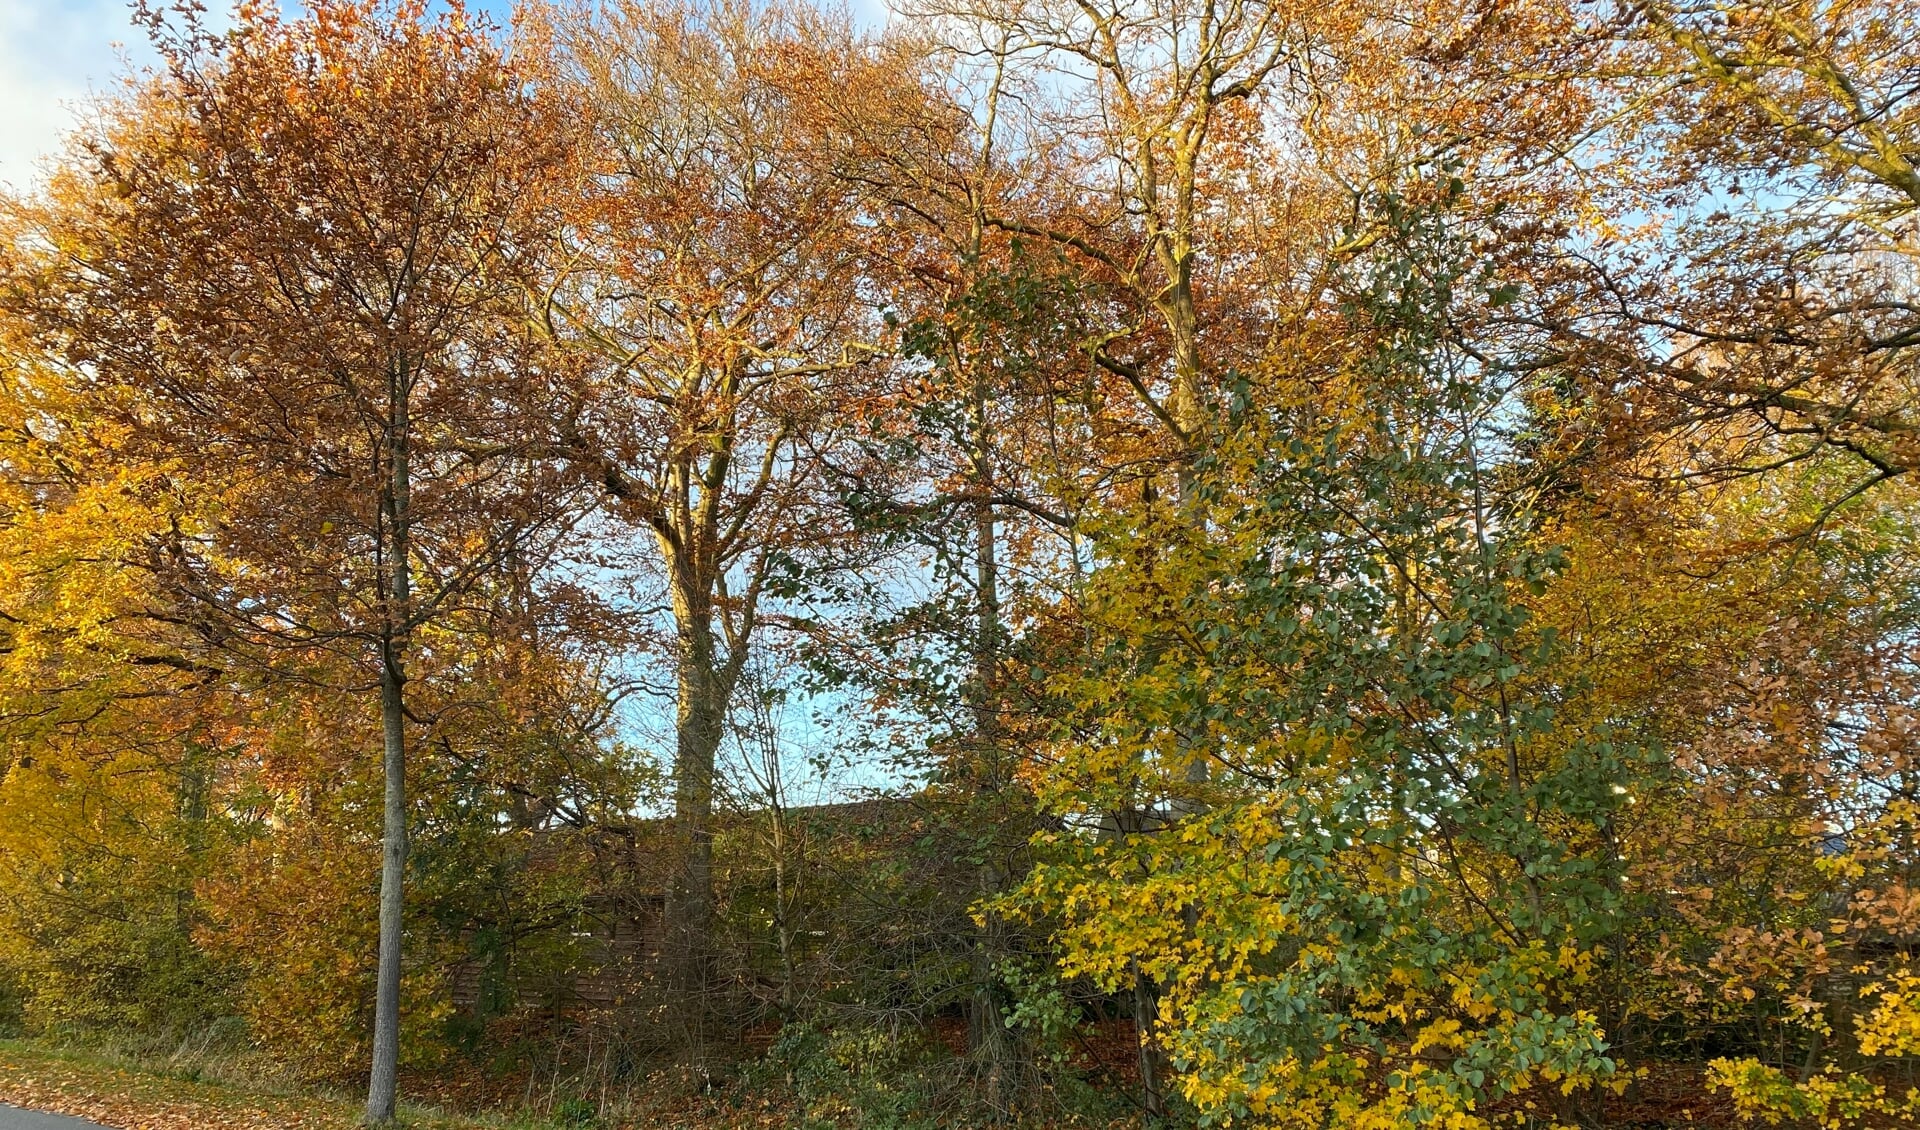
top-left (0, 0), bottom-right (156, 191)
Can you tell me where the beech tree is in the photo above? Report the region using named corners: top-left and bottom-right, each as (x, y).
top-left (535, 0), bottom-right (886, 1026)
top-left (0, 1), bottom-right (582, 1120)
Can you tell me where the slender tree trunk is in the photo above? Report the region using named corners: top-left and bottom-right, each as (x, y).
top-left (964, 333), bottom-right (1019, 1121)
top-left (1132, 959), bottom-right (1166, 1122)
top-left (771, 808), bottom-right (797, 1018)
top-left (967, 474), bottom-right (1013, 1121)
top-left (668, 579), bottom-right (728, 1043)
top-left (744, 669), bottom-right (797, 1016)
top-left (970, 892), bottom-right (1012, 1120)
top-left (172, 742), bottom-right (210, 942)
top-left (366, 367), bottom-right (411, 1127)
top-left (1150, 251), bottom-right (1202, 1125)
top-left (366, 651), bottom-right (409, 1124)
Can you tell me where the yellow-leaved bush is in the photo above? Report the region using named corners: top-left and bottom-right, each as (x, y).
top-left (1009, 192), bottom-right (1627, 1127)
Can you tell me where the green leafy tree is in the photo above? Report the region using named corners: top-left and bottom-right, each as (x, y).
top-left (1011, 184), bottom-right (1635, 1128)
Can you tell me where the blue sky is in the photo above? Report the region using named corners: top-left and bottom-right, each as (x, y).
top-left (0, 0), bottom-right (152, 188)
top-left (0, 0), bottom-right (890, 189)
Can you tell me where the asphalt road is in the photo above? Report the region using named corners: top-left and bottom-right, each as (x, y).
top-left (0, 1106), bottom-right (110, 1130)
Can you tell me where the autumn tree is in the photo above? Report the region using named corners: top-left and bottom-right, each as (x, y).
top-left (1006, 183), bottom-right (1638, 1128)
top-left (775, 33), bottom-right (1086, 1113)
top-left (908, 0), bottom-right (1327, 463)
top-left (884, 0), bottom-right (1489, 1111)
top-left (1633, 0), bottom-right (1920, 517)
top-left (532, 0), bottom-right (887, 1032)
top-left (0, 1), bottom-right (584, 1119)
top-left (0, 317), bottom-right (241, 1038)
top-left (1488, 0), bottom-right (1920, 531)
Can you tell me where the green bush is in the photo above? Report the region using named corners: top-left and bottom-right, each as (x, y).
top-left (765, 1022), bottom-right (947, 1130)
top-left (0, 964), bottom-right (22, 1036)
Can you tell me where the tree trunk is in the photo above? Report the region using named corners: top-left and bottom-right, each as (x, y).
top-left (1133, 961), bottom-right (1167, 1122)
top-left (668, 580), bottom-right (729, 1043)
top-left (770, 802), bottom-right (797, 1018)
top-left (366, 366), bottom-right (411, 1127)
top-left (365, 652), bottom-right (409, 1125)
top-left (966, 364), bottom-right (1018, 1121)
top-left (970, 895), bottom-right (1013, 1120)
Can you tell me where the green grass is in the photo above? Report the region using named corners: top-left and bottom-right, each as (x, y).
top-left (0, 1038), bottom-right (583, 1129)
